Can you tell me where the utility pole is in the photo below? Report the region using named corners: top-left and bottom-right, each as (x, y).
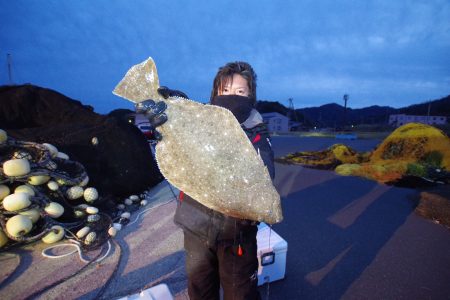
top-left (287, 98), bottom-right (298, 131)
top-left (7, 54), bottom-right (13, 84)
top-left (288, 98), bottom-right (298, 122)
top-left (343, 94), bottom-right (349, 130)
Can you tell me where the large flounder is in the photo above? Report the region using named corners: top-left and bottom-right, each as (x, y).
top-left (113, 57), bottom-right (282, 224)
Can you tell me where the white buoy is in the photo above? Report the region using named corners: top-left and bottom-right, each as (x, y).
top-left (79, 176), bottom-right (89, 187)
top-left (42, 225), bottom-right (65, 244)
top-left (14, 184), bottom-right (35, 196)
top-left (86, 206), bottom-right (98, 214)
top-left (66, 186), bottom-right (84, 200)
top-left (6, 215), bottom-right (33, 238)
top-left (108, 227), bottom-right (117, 237)
top-left (76, 226), bottom-right (91, 238)
top-left (45, 202), bottom-right (64, 218)
top-left (85, 232), bottom-right (96, 245)
top-left (13, 150), bottom-right (32, 160)
top-left (129, 195), bottom-right (139, 202)
top-left (3, 159), bottom-right (30, 177)
top-left (56, 152), bottom-right (69, 160)
top-left (83, 187), bottom-right (98, 202)
top-left (42, 143), bottom-right (58, 158)
top-left (3, 193), bottom-right (31, 212)
top-left (28, 175), bottom-right (51, 185)
top-left (121, 212), bottom-right (131, 219)
top-left (19, 208), bottom-right (41, 224)
top-left (0, 184), bottom-right (10, 200)
top-left (47, 181), bottom-right (59, 191)
top-left (113, 223), bottom-right (122, 231)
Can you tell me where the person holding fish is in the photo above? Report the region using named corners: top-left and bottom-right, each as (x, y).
top-left (138, 61), bottom-right (274, 300)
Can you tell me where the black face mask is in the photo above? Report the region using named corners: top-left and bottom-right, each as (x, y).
top-left (212, 95), bottom-right (254, 123)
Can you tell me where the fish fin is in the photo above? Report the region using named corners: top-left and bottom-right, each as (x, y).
top-left (113, 57), bottom-right (164, 103)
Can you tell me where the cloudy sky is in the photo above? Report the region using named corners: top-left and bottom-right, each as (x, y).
top-left (1, 0), bottom-right (449, 114)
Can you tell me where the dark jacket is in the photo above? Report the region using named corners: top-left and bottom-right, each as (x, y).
top-left (174, 115), bottom-right (275, 246)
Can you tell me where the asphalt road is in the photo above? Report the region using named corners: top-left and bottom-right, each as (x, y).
top-left (257, 136), bottom-right (450, 300)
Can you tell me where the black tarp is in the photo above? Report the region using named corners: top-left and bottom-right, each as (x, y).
top-left (0, 84), bottom-right (163, 203)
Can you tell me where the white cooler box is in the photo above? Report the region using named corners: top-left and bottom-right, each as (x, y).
top-left (117, 283), bottom-right (173, 300)
top-left (256, 222), bottom-right (288, 286)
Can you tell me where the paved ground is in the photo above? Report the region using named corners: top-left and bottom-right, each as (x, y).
top-left (1, 136), bottom-right (449, 299)
top-left (265, 136), bottom-right (450, 300)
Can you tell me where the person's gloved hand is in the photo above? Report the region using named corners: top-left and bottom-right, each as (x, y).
top-left (135, 100), bottom-right (167, 141)
top-left (135, 87), bottom-right (188, 141)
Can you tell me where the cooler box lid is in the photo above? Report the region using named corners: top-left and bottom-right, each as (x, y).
top-left (257, 222), bottom-right (288, 253)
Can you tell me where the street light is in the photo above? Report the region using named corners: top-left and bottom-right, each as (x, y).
top-left (343, 94), bottom-right (349, 130)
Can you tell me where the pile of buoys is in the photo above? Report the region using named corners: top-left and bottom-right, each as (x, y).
top-left (0, 129), bottom-right (116, 250)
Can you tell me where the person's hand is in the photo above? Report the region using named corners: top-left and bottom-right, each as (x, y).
top-left (135, 100), bottom-right (167, 141)
top-left (135, 87), bottom-right (188, 141)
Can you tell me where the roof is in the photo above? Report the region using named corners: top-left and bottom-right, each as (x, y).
top-left (261, 112), bottom-right (289, 119)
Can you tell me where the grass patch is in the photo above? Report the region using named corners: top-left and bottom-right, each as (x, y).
top-left (415, 186), bottom-right (450, 228)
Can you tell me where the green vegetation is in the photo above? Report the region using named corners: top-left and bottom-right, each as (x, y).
top-left (421, 151), bottom-right (443, 168)
top-left (406, 163), bottom-right (427, 177)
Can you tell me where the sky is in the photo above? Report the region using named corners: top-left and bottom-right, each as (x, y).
top-left (1, 0), bottom-right (449, 114)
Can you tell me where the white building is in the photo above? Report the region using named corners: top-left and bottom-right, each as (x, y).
top-left (389, 114), bottom-right (447, 127)
top-left (261, 112), bottom-right (290, 132)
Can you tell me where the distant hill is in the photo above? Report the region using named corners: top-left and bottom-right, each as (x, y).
top-left (256, 94), bottom-right (450, 128)
top-left (298, 103), bottom-right (396, 127)
top-left (398, 95), bottom-right (450, 116)
top-left (256, 100), bottom-right (290, 116)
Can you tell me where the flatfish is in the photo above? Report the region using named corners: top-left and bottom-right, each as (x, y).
top-left (113, 58), bottom-right (282, 224)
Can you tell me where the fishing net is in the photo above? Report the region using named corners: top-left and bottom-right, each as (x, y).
top-left (0, 134), bottom-right (112, 251)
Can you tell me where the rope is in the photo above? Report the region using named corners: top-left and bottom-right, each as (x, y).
top-left (96, 181), bottom-right (178, 299)
top-left (126, 180), bottom-right (177, 227)
top-left (94, 239), bottom-right (123, 300)
top-left (265, 224), bottom-right (273, 300)
top-left (265, 279), bottom-right (270, 300)
top-left (233, 219), bottom-right (237, 300)
top-left (127, 197), bottom-right (175, 227)
top-left (37, 197), bottom-right (167, 299)
top-left (41, 239), bottom-right (112, 264)
top-left (38, 236), bottom-right (118, 300)
top-left (27, 244), bottom-right (105, 300)
top-left (41, 243), bottom-right (78, 259)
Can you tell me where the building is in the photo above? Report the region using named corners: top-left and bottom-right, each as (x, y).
top-left (261, 112), bottom-right (290, 132)
top-left (389, 114), bottom-right (447, 127)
